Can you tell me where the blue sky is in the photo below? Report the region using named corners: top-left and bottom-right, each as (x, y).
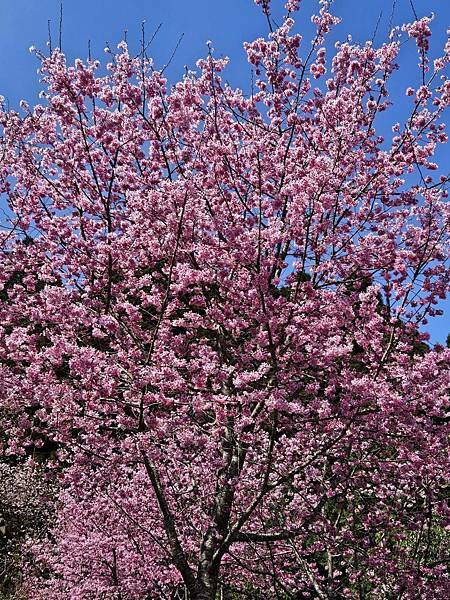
top-left (0, 0), bottom-right (448, 344)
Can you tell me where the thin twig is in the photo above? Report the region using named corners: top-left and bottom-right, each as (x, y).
top-left (161, 33), bottom-right (184, 75)
top-left (59, 2), bottom-right (63, 50)
top-left (409, 0), bottom-right (418, 20)
top-left (388, 0), bottom-right (397, 33)
top-left (47, 19), bottom-right (52, 53)
top-left (371, 10), bottom-right (383, 43)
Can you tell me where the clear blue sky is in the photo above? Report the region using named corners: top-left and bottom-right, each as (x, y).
top-left (0, 0), bottom-right (448, 344)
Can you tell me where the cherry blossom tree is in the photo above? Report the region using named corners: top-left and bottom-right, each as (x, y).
top-left (0, 0), bottom-right (449, 598)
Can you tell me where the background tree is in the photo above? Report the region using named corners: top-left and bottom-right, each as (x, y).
top-left (0, 463), bottom-right (54, 599)
top-left (0, 0), bottom-right (449, 598)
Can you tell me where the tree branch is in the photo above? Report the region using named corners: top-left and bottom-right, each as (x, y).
top-left (141, 451), bottom-right (196, 590)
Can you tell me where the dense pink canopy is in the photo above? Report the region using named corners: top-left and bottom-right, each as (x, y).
top-left (0, 1), bottom-right (449, 598)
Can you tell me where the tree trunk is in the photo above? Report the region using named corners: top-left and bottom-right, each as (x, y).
top-left (188, 581), bottom-right (216, 600)
top-left (189, 591), bottom-right (213, 600)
